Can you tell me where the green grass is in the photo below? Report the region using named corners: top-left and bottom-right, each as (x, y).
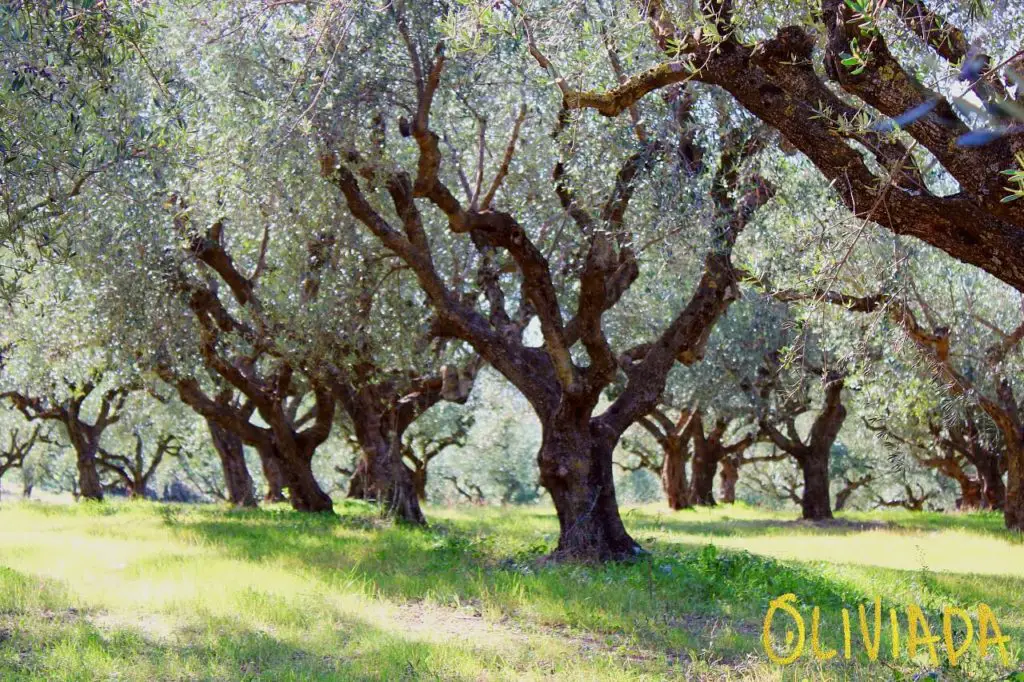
top-left (0, 501), bottom-right (1022, 680)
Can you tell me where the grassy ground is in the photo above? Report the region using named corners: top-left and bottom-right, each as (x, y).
top-left (0, 501), bottom-right (1022, 681)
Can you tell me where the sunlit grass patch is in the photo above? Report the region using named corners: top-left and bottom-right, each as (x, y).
top-left (0, 500), bottom-right (1021, 680)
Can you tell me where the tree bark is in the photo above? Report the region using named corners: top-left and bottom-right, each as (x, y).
top-left (719, 457), bottom-right (739, 504)
top-left (127, 479), bottom-right (148, 499)
top-left (273, 442), bottom-right (334, 513)
top-left (661, 437), bottom-right (690, 510)
top-left (346, 458), bottom-right (370, 499)
top-left (689, 419), bottom-right (720, 506)
top-left (76, 448), bottom-right (103, 501)
top-left (338, 387), bottom-right (430, 525)
top-left (363, 440), bottom-right (424, 524)
top-left (539, 419), bottom-right (641, 561)
top-left (412, 463), bottom-right (428, 501)
top-left (957, 477), bottom-right (983, 510)
top-left (689, 451), bottom-right (718, 506)
top-left (979, 459), bottom-right (1006, 510)
top-left (208, 420), bottom-right (258, 508)
top-left (256, 443), bottom-right (287, 503)
top-left (1004, 438), bottom-right (1024, 530)
top-left (66, 424), bottom-right (104, 502)
top-left (798, 449), bottom-right (833, 521)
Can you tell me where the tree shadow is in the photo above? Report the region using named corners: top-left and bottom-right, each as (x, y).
top-left (626, 514), bottom-right (894, 539)
top-left (0, 564), bottom-right (511, 681)
top-left (163, 509), bottom-right (886, 659)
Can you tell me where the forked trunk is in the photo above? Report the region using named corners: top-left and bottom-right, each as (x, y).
top-left (208, 421), bottom-right (258, 508)
top-left (799, 450), bottom-right (833, 521)
top-left (719, 457), bottom-right (739, 504)
top-left (256, 444), bottom-right (287, 503)
top-left (661, 439), bottom-right (690, 510)
top-left (538, 422), bottom-right (641, 561)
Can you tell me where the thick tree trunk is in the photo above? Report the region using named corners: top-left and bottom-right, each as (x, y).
top-left (539, 421), bottom-right (641, 561)
top-left (128, 479), bottom-right (147, 499)
top-left (1006, 484), bottom-right (1024, 531)
top-left (719, 457), bottom-right (739, 504)
top-left (346, 458), bottom-right (370, 499)
top-left (208, 421), bottom-right (258, 508)
top-left (345, 405), bottom-right (426, 524)
top-left (274, 445), bottom-right (334, 513)
top-left (689, 443), bottom-right (720, 506)
top-left (361, 440), bottom-right (425, 525)
top-left (1005, 444), bottom-right (1023, 531)
top-left (978, 459), bottom-right (1006, 510)
top-left (798, 451), bottom-right (833, 520)
top-left (256, 444), bottom-right (287, 503)
top-left (661, 439), bottom-right (690, 510)
top-left (76, 444), bottom-right (104, 502)
top-left (956, 477), bottom-right (983, 510)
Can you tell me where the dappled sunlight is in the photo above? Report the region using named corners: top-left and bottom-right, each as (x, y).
top-left (3, 501), bottom-right (1021, 679)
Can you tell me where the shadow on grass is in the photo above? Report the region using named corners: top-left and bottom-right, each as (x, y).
top-left (162, 507), bottom-right (879, 654)
top-left (0, 565), bottom-right (500, 682)
top-left (626, 514), bottom-right (892, 539)
top-left (624, 505), bottom-right (1022, 543)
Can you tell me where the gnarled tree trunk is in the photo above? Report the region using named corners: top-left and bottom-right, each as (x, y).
top-left (688, 415), bottom-right (723, 506)
top-left (76, 449), bottom-right (103, 501)
top-left (1004, 438), bottom-right (1024, 530)
top-left (256, 443), bottom-right (287, 503)
top-left (66, 426), bottom-right (103, 502)
top-left (539, 419), bottom-right (641, 561)
top-left (761, 371), bottom-right (846, 521)
top-left (661, 437), bottom-right (690, 510)
top-left (361, 437), bottom-right (424, 524)
top-left (272, 441), bottom-right (333, 513)
top-left (208, 420), bottom-right (257, 508)
top-left (689, 448), bottom-right (718, 506)
top-left (335, 378), bottom-right (448, 526)
top-left (798, 448), bottom-right (833, 520)
top-left (345, 400), bottom-right (424, 524)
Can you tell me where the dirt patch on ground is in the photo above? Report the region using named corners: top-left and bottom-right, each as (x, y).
top-left (389, 601), bottom-right (533, 645)
top-left (386, 599), bottom-right (661, 663)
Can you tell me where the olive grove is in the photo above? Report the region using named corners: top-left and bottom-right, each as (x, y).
top-left (2, 0), bottom-right (1024, 561)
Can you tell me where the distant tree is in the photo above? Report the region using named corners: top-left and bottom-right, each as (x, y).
top-left (753, 355), bottom-right (849, 521)
top-left (98, 432), bottom-right (178, 500)
top-left (1, 380), bottom-right (135, 501)
top-left (0, 422), bottom-right (48, 501)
